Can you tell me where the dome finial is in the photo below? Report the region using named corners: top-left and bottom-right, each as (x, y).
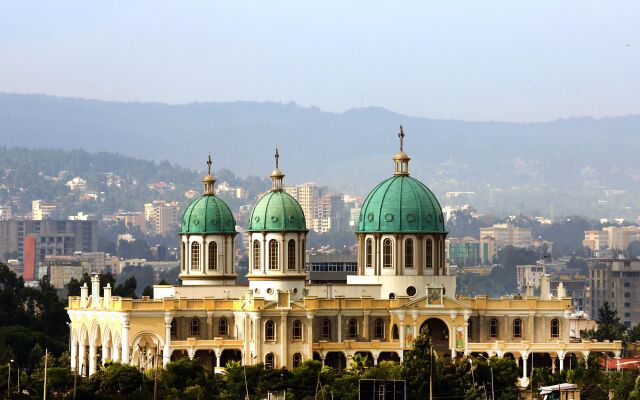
top-left (271, 147), bottom-right (285, 191)
top-left (393, 126), bottom-right (411, 176)
top-left (203, 154), bottom-right (216, 195)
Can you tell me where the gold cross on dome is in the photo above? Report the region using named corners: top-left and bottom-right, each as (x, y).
top-left (398, 125), bottom-right (405, 151)
top-left (206, 154), bottom-right (212, 175)
top-left (275, 147), bottom-right (280, 168)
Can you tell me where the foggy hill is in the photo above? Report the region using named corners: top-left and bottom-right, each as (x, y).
top-left (1, 93), bottom-right (639, 217)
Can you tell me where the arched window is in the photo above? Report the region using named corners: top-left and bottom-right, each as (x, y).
top-left (268, 239), bottom-right (279, 270)
top-left (404, 239), bottom-right (414, 268)
top-left (208, 242), bottom-right (218, 270)
top-left (550, 318), bottom-right (560, 338)
top-left (347, 319), bottom-right (358, 339)
top-left (253, 240), bottom-right (261, 270)
top-left (374, 319), bottom-right (385, 339)
top-left (365, 238), bottom-right (373, 268)
top-left (287, 239), bottom-right (296, 270)
top-left (265, 320), bottom-right (276, 341)
top-left (191, 242), bottom-right (200, 270)
top-left (392, 324), bottom-right (399, 340)
top-left (170, 320), bottom-right (177, 338)
top-left (292, 353), bottom-right (303, 368)
top-left (489, 318), bottom-right (498, 338)
top-left (513, 319), bottom-right (522, 338)
top-left (321, 319), bottom-right (331, 340)
top-left (190, 318), bottom-right (200, 337)
top-left (219, 318), bottom-right (228, 336)
top-left (425, 238), bottom-right (433, 269)
top-left (383, 238), bottom-right (393, 268)
top-left (265, 353), bottom-right (275, 369)
top-left (292, 320), bottom-right (303, 340)
top-left (181, 242), bottom-right (186, 270)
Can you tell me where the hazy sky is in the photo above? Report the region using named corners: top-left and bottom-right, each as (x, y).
top-left (0, 1), bottom-right (638, 121)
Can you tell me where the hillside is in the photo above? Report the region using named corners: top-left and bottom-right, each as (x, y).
top-left (1, 93), bottom-right (640, 217)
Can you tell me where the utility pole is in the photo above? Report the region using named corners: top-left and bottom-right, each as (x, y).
top-left (153, 354), bottom-right (158, 400)
top-left (43, 348), bottom-right (48, 400)
top-left (429, 345), bottom-right (433, 400)
top-left (73, 350), bottom-right (78, 400)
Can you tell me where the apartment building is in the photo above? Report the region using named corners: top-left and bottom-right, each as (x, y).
top-left (479, 223), bottom-right (532, 248)
top-left (588, 258), bottom-right (640, 327)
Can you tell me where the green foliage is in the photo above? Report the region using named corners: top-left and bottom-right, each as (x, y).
top-left (402, 325), bottom-right (435, 398)
top-left (583, 302), bottom-right (627, 341)
top-left (161, 357), bottom-right (207, 392)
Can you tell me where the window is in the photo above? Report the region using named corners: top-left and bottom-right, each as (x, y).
top-left (265, 320), bottom-right (276, 341)
top-left (269, 239), bottom-right (279, 270)
top-left (425, 238), bottom-right (433, 269)
top-left (550, 319), bottom-right (559, 338)
top-left (253, 240), bottom-right (261, 270)
top-left (287, 239), bottom-right (296, 270)
top-left (347, 319), bottom-right (358, 339)
top-left (265, 353), bottom-right (275, 369)
top-left (374, 319), bottom-right (385, 339)
top-left (489, 318), bottom-right (498, 338)
top-left (625, 282), bottom-right (631, 288)
top-left (625, 312), bottom-right (631, 318)
top-left (293, 353), bottom-right (303, 368)
top-left (404, 239), bottom-right (414, 268)
top-left (190, 318), bottom-right (200, 337)
top-left (208, 242), bottom-right (218, 270)
top-left (625, 302), bottom-right (631, 308)
top-left (625, 292), bottom-right (631, 298)
top-left (467, 320), bottom-right (472, 339)
top-left (392, 324), bottom-right (399, 340)
top-left (170, 320), bottom-right (177, 337)
top-left (513, 319), bottom-right (522, 338)
top-left (191, 242), bottom-right (200, 270)
top-left (219, 318), bottom-right (228, 336)
top-left (389, 293), bottom-right (396, 300)
top-left (406, 286), bottom-right (417, 296)
top-left (321, 319), bottom-right (331, 340)
top-left (383, 239), bottom-right (393, 268)
top-left (365, 238), bottom-right (373, 268)
top-left (293, 320), bottom-right (303, 340)
top-left (181, 242), bottom-right (186, 271)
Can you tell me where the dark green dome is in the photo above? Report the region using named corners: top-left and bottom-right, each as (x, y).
top-left (248, 190), bottom-right (307, 232)
top-left (357, 175), bottom-right (445, 233)
top-left (180, 195), bottom-right (236, 234)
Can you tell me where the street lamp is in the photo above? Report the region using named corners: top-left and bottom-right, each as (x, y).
top-left (7, 359), bottom-right (13, 397)
top-left (478, 354), bottom-right (495, 400)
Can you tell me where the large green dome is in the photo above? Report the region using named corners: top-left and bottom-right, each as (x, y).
top-left (248, 190), bottom-right (307, 232)
top-left (180, 195), bottom-right (236, 234)
top-left (357, 175), bottom-right (445, 233)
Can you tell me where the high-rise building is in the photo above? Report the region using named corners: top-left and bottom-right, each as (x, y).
top-left (144, 201), bottom-right (180, 235)
top-left (588, 258), bottom-right (640, 327)
top-left (583, 227), bottom-right (640, 251)
top-left (284, 183), bottom-right (347, 232)
top-left (0, 220), bottom-right (98, 278)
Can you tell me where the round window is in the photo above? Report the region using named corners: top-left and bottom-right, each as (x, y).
top-left (267, 288), bottom-right (273, 294)
top-left (289, 215), bottom-right (295, 222)
top-left (254, 288), bottom-right (260, 295)
top-left (407, 213), bottom-right (416, 222)
top-left (384, 213), bottom-right (394, 222)
top-left (293, 288), bottom-right (298, 294)
top-left (406, 286), bottom-right (417, 296)
top-left (254, 216), bottom-right (260, 222)
top-left (367, 213), bottom-right (374, 222)
top-left (271, 216), bottom-right (279, 222)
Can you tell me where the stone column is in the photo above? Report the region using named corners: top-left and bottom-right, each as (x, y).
top-left (280, 313), bottom-right (287, 367)
top-left (112, 341), bottom-right (120, 363)
top-left (207, 311), bottom-right (214, 339)
top-left (88, 342), bottom-right (97, 375)
top-left (528, 312), bottom-right (535, 342)
top-left (121, 315), bottom-right (130, 364)
top-left (522, 353), bottom-right (528, 379)
top-left (252, 314), bottom-right (261, 363)
top-left (373, 352), bottom-right (379, 366)
top-left (164, 312), bottom-right (173, 367)
top-left (306, 314), bottom-right (314, 361)
top-left (551, 356), bottom-right (557, 374)
top-left (450, 322), bottom-right (457, 359)
top-left (399, 320), bottom-right (405, 350)
top-left (215, 349), bottom-right (222, 368)
top-left (78, 343), bottom-right (86, 377)
top-left (363, 311), bottom-right (370, 340)
top-left (558, 353), bottom-right (565, 372)
top-left (101, 340), bottom-right (109, 365)
top-left (70, 338), bottom-right (77, 372)
top-left (357, 235), bottom-right (364, 275)
top-left (337, 312), bottom-right (342, 343)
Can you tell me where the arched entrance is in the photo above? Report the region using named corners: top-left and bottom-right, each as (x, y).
top-left (420, 318), bottom-right (450, 355)
top-left (220, 349), bottom-right (242, 367)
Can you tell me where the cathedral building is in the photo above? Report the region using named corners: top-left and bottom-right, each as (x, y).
top-left (67, 128), bottom-right (620, 387)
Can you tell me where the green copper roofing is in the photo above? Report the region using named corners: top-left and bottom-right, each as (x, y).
top-left (357, 175), bottom-right (445, 233)
top-left (180, 195), bottom-right (236, 234)
top-left (248, 190), bottom-right (307, 232)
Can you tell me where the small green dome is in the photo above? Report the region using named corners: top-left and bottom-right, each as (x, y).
top-left (248, 190), bottom-right (307, 232)
top-left (357, 175), bottom-right (445, 233)
top-left (180, 195), bottom-right (236, 234)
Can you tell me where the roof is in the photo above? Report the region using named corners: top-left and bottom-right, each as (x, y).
top-left (248, 190), bottom-right (307, 232)
top-left (357, 175), bottom-right (445, 233)
top-left (180, 195), bottom-right (236, 234)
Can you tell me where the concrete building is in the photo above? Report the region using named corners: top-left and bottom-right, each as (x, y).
top-left (67, 135), bottom-right (620, 386)
top-left (516, 265), bottom-right (547, 292)
top-left (144, 201), bottom-right (180, 235)
top-left (284, 183), bottom-right (347, 233)
top-left (479, 224), bottom-right (532, 248)
top-left (32, 200), bottom-right (60, 220)
top-left (66, 176), bottom-right (88, 191)
top-left (113, 211), bottom-right (146, 231)
top-left (588, 258), bottom-right (640, 328)
top-left (0, 219), bottom-right (98, 279)
top-left (0, 204), bottom-right (13, 221)
top-left (583, 226), bottom-right (640, 252)
top-left (40, 255), bottom-right (91, 289)
top-left (307, 254), bottom-right (358, 284)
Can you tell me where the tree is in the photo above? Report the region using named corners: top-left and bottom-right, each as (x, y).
top-left (113, 277), bottom-right (137, 298)
top-left (402, 326), bottom-right (436, 398)
top-left (583, 302), bottom-right (626, 341)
